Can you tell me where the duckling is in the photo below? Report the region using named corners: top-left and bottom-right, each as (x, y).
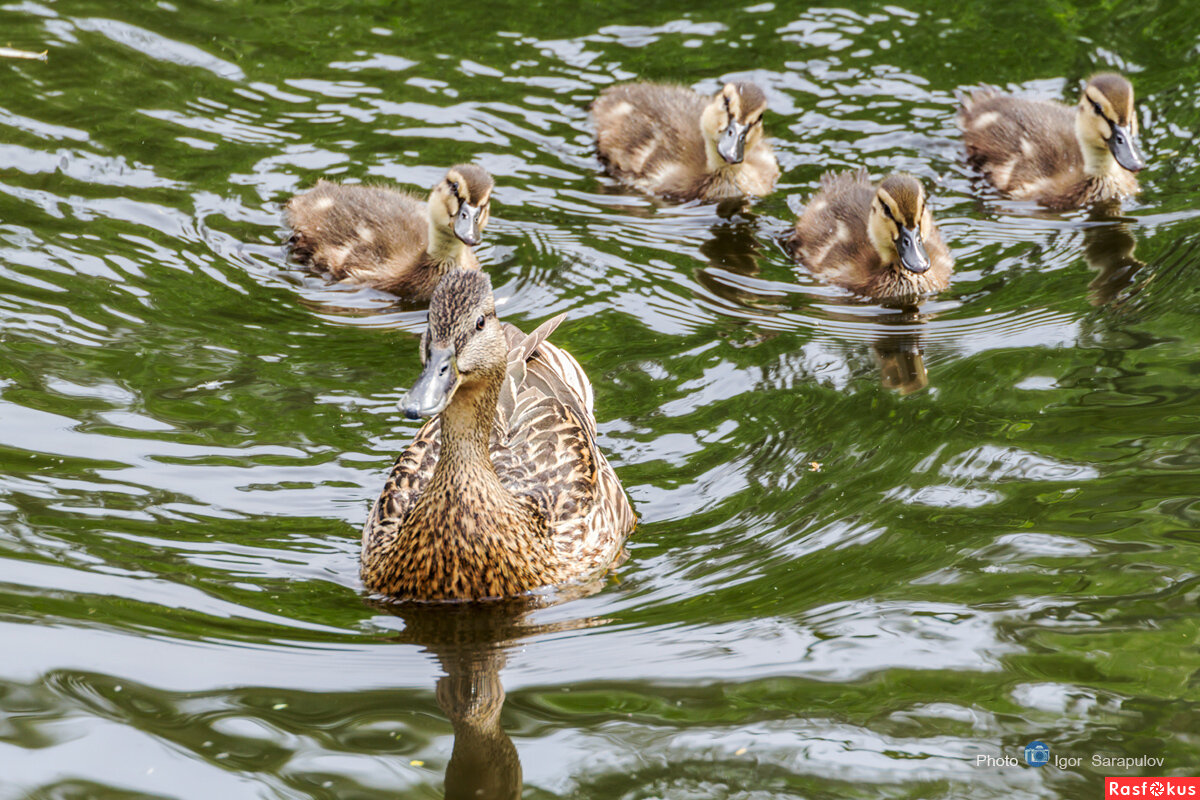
top-left (591, 81), bottom-right (779, 202)
top-left (958, 73), bottom-right (1146, 209)
top-left (360, 269), bottom-right (635, 601)
top-left (285, 165), bottom-right (494, 302)
top-left (789, 170), bottom-right (954, 301)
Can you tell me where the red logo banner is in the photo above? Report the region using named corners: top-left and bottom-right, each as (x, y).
top-left (1106, 778), bottom-right (1200, 797)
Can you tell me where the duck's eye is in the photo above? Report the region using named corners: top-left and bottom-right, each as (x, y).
top-left (449, 180), bottom-right (460, 195)
top-left (1091, 100), bottom-right (1103, 116)
top-left (475, 315), bottom-right (486, 331)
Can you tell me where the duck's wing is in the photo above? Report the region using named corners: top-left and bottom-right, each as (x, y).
top-left (958, 91), bottom-right (1080, 195)
top-left (493, 318), bottom-right (634, 563)
top-left (286, 181), bottom-right (429, 283)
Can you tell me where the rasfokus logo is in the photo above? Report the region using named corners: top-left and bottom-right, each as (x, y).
top-left (1106, 778), bottom-right (1200, 797)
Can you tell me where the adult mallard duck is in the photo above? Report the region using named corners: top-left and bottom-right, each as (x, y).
top-left (591, 81), bottom-right (779, 202)
top-left (360, 269), bottom-right (635, 601)
top-left (958, 73), bottom-right (1146, 209)
top-left (285, 165), bottom-right (494, 302)
top-left (789, 170), bottom-right (954, 301)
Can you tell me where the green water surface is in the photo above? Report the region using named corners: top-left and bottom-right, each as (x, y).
top-left (2, 0), bottom-right (1199, 797)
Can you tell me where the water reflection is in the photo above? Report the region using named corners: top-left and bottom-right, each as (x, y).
top-left (3, 0), bottom-right (1200, 795)
top-left (382, 596), bottom-right (607, 799)
top-left (1083, 201), bottom-right (1146, 307)
top-left (695, 215), bottom-right (770, 309)
top-left (813, 303), bottom-right (933, 395)
top-left (872, 310), bottom-right (929, 395)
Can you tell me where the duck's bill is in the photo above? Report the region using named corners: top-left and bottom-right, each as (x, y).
top-left (717, 120), bottom-right (748, 164)
top-left (400, 345), bottom-right (459, 420)
top-left (897, 226), bottom-right (931, 274)
top-left (454, 202), bottom-right (484, 246)
top-left (1107, 124), bottom-right (1146, 173)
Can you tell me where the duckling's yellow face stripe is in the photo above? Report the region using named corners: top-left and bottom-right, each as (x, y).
top-left (1083, 85), bottom-right (1136, 136)
top-left (1084, 88), bottom-right (1117, 138)
top-left (443, 170), bottom-right (492, 218)
top-left (722, 84), bottom-right (742, 125)
top-left (876, 186), bottom-right (923, 230)
top-left (722, 83), bottom-right (768, 126)
top-left (444, 169), bottom-right (466, 213)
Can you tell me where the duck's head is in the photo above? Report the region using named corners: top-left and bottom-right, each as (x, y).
top-left (1075, 73), bottom-right (1146, 176)
top-left (429, 165), bottom-right (495, 247)
top-left (867, 174), bottom-right (934, 277)
top-left (401, 270), bottom-right (506, 420)
top-left (700, 82), bottom-right (768, 166)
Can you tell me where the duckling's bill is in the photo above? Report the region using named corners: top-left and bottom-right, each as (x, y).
top-left (454, 201), bottom-right (485, 246)
top-left (718, 118), bottom-right (748, 164)
top-left (897, 226), bottom-right (930, 274)
top-left (401, 345), bottom-right (459, 419)
top-left (1106, 122), bottom-right (1146, 173)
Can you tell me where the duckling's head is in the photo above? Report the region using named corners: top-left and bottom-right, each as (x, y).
top-left (401, 269), bottom-right (506, 420)
top-left (1075, 73), bottom-right (1146, 176)
top-left (867, 174), bottom-right (934, 278)
top-left (700, 82), bottom-right (768, 166)
top-left (429, 165), bottom-right (495, 248)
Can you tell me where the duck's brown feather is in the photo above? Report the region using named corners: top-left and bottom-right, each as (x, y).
top-left (360, 316), bottom-right (633, 600)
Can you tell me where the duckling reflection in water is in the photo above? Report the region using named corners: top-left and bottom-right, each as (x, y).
top-left (360, 270), bottom-right (635, 601)
top-left (285, 165), bottom-right (494, 302)
top-left (872, 311), bottom-right (930, 396)
top-left (695, 215), bottom-right (788, 314)
top-left (1082, 201), bottom-right (1147, 307)
top-left (591, 81), bottom-right (780, 202)
top-left (789, 170), bottom-right (954, 302)
top-left (958, 73), bottom-right (1146, 209)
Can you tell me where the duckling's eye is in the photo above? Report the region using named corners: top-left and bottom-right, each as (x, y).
top-left (475, 315), bottom-right (486, 331)
top-left (1091, 100), bottom-right (1103, 116)
top-left (449, 180), bottom-right (460, 196)
top-left (879, 201), bottom-right (896, 223)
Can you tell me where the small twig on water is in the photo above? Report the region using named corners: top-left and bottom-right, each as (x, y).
top-left (0, 46), bottom-right (48, 61)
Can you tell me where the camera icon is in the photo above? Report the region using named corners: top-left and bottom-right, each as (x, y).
top-left (1025, 741), bottom-right (1050, 767)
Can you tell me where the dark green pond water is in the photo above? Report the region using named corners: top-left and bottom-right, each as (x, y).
top-left (3, 0), bottom-right (1200, 797)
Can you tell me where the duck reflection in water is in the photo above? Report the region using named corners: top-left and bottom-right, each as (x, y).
top-left (379, 593), bottom-right (607, 799)
top-left (1082, 201), bottom-right (1146, 307)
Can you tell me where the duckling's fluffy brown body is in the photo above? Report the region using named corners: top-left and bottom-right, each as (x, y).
top-left (790, 170), bottom-right (953, 301)
top-left (592, 82), bottom-right (779, 202)
top-left (286, 165), bottom-right (493, 302)
top-left (959, 85), bottom-right (1139, 209)
top-left (287, 180), bottom-right (474, 300)
top-left (360, 273), bottom-right (634, 601)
